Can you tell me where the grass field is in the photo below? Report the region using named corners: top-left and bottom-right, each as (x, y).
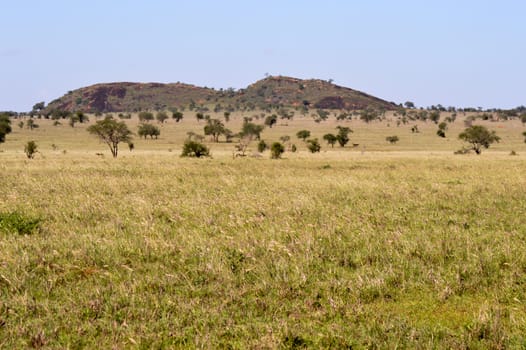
top-left (1, 113), bottom-right (526, 348)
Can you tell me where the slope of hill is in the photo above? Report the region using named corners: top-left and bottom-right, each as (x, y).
top-left (45, 76), bottom-right (396, 113)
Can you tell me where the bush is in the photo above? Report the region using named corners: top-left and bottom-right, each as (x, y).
top-left (181, 140), bottom-right (210, 158)
top-left (386, 136), bottom-right (399, 144)
top-left (24, 141), bottom-right (38, 159)
top-left (257, 140), bottom-right (268, 153)
top-left (270, 142), bottom-right (285, 159)
top-left (0, 211), bottom-right (41, 235)
top-left (138, 123), bottom-right (160, 139)
top-left (306, 138), bottom-right (321, 153)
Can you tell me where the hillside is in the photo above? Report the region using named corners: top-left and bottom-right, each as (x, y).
top-left (45, 76), bottom-right (397, 113)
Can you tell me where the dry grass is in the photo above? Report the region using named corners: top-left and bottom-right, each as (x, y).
top-left (1, 112), bottom-right (526, 348)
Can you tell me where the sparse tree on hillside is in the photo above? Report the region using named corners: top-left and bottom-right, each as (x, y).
top-left (386, 135), bottom-right (400, 144)
top-left (156, 111), bottom-right (169, 123)
top-left (240, 122), bottom-right (265, 140)
top-left (306, 138), bottom-right (321, 153)
top-left (172, 111), bottom-right (184, 122)
top-left (296, 130), bottom-right (311, 142)
top-left (360, 109), bottom-right (379, 123)
top-left (223, 111), bottom-right (231, 122)
top-left (138, 123), bottom-right (160, 139)
top-left (24, 141), bottom-right (38, 159)
top-left (264, 115), bottom-right (277, 128)
top-left (181, 140), bottom-right (209, 158)
top-left (0, 113), bottom-right (12, 143)
top-left (204, 118), bottom-right (226, 142)
top-left (323, 133), bottom-right (338, 148)
top-left (87, 116), bottom-right (133, 158)
top-left (138, 112), bottom-right (154, 123)
top-left (270, 142), bottom-right (285, 159)
top-left (458, 125), bottom-right (500, 154)
top-left (336, 126), bottom-right (353, 147)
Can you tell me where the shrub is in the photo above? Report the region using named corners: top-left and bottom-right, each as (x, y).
top-left (138, 123), bottom-right (160, 139)
top-left (386, 136), bottom-right (399, 144)
top-left (270, 142), bottom-right (285, 159)
top-left (24, 141), bottom-right (38, 159)
top-left (296, 130), bottom-right (311, 141)
top-left (257, 140), bottom-right (268, 153)
top-left (181, 140), bottom-right (210, 158)
top-left (0, 211), bottom-right (41, 235)
top-left (306, 138), bottom-right (321, 153)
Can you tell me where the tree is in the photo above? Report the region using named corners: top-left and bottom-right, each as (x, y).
top-left (181, 140), bottom-right (210, 158)
top-left (0, 113), bottom-right (12, 143)
top-left (26, 118), bottom-right (38, 130)
top-left (523, 131), bottom-right (526, 143)
top-left (360, 108), bottom-right (379, 123)
top-left (257, 140), bottom-right (268, 153)
top-left (223, 111), bottom-right (231, 122)
top-left (87, 116), bottom-right (133, 158)
top-left (24, 141), bottom-right (38, 159)
top-left (172, 111), bottom-right (184, 122)
top-left (156, 111), bottom-right (169, 123)
top-left (138, 123), bottom-right (160, 139)
top-left (404, 101), bottom-right (415, 109)
top-left (270, 142), bottom-right (285, 159)
top-left (240, 122), bottom-right (265, 140)
top-left (306, 139), bottom-right (321, 153)
top-left (138, 112), bottom-right (154, 123)
top-left (429, 111), bottom-right (441, 124)
top-left (323, 133), bottom-right (338, 147)
top-left (195, 112), bottom-right (205, 123)
top-left (204, 118), bottom-right (226, 142)
top-left (296, 130), bottom-right (311, 141)
top-left (437, 122), bottom-right (448, 138)
top-left (458, 125), bottom-right (500, 154)
top-left (264, 115), bottom-right (277, 128)
top-left (386, 135), bottom-right (399, 144)
top-left (336, 126), bottom-right (352, 147)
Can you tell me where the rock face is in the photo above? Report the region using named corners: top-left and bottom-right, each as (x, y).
top-left (45, 76), bottom-right (397, 113)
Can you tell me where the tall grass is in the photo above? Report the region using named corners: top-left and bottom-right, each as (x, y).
top-left (1, 153), bottom-right (526, 348)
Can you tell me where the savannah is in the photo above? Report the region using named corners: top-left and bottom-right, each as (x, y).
top-left (1, 107), bottom-right (526, 348)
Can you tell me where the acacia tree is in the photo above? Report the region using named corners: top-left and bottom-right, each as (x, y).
top-left (458, 125), bottom-right (500, 154)
top-left (336, 126), bottom-right (352, 147)
top-left (87, 116), bottom-right (133, 158)
top-left (296, 130), bottom-right (311, 141)
top-left (323, 133), bottom-right (337, 147)
top-left (0, 113), bottom-right (12, 143)
top-left (204, 118), bottom-right (226, 142)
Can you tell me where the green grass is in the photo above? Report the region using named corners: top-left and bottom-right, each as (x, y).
top-left (1, 113), bottom-right (526, 348)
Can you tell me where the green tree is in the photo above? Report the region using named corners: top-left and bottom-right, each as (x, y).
top-left (306, 138), bottom-right (321, 153)
top-left (223, 111), bottom-right (231, 122)
top-left (172, 111), bottom-right (184, 122)
top-left (270, 142), bottom-right (285, 159)
top-left (195, 112), bottom-right (205, 123)
top-left (138, 123), bottom-right (160, 139)
top-left (204, 118), bottom-right (226, 142)
top-left (429, 111), bottom-right (441, 124)
top-left (360, 109), bottom-right (379, 123)
top-left (0, 113), bottom-right (12, 143)
top-left (437, 121), bottom-right (448, 138)
top-left (323, 133), bottom-right (338, 148)
top-left (26, 118), bottom-right (38, 130)
top-left (264, 115), bottom-right (277, 128)
top-left (24, 141), bottom-right (38, 159)
top-left (240, 122), bottom-right (265, 140)
top-left (87, 116), bottom-right (133, 158)
top-left (386, 135), bottom-right (399, 144)
top-left (181, 140), bottom-right (210, 158)
top-left (336, 126), bottom-right (352, 147)
top-left (458, 125), bottom-right (500, 154)
top-left (296, 130), bottom-right (311, 141)
top-left (138, 112), bottom-right (154, 123)
top-left (257, 140), bottom-right (268, 153)
top-left (156, 111), bottom-right (169, 123)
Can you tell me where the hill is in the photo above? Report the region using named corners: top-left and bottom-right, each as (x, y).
top-left (44, 76), bottom-right (397, 113)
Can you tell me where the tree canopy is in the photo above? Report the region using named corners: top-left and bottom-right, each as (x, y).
top-left (87, 116), bottom-right (133, 158)
top-left (458, 125), bottom-right (500, 154)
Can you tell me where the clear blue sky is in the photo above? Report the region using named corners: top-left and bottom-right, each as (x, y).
top-left (1, 0), bottom-right (524, 111)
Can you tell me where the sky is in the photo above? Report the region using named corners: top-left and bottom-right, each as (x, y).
top-left (1, 0), bottom-right (525, 111)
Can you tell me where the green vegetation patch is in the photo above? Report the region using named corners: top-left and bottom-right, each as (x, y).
top-left (0, 211), bottom-right (41, 235)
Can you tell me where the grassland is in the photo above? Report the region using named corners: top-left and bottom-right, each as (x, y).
top-left (1, 113), bottom-right (526, 348)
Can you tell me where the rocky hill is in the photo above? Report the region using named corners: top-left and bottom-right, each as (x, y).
top-left (45, 76), bottom-right (397, 113)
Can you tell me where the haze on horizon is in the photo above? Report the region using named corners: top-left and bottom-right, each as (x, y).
top-left (1, 0), bottom-right (524, 112)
